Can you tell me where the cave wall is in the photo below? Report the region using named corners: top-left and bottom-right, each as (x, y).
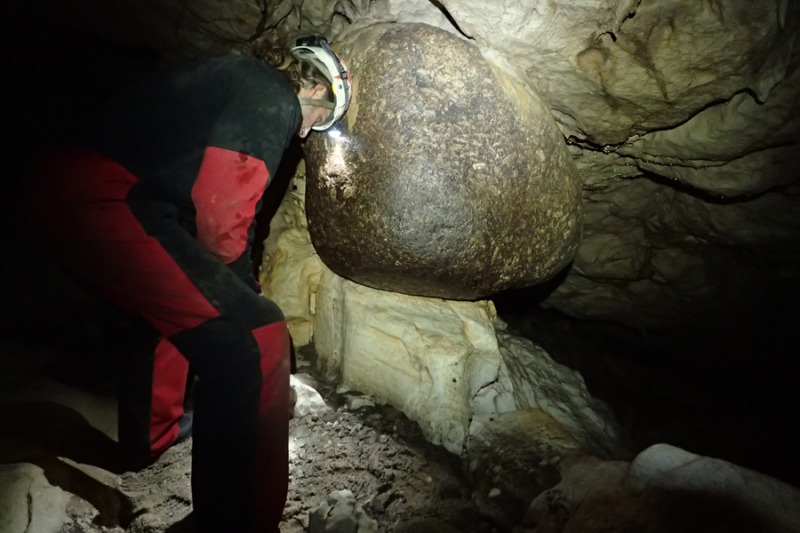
top-left (11, 0), bottom-right (796, 329)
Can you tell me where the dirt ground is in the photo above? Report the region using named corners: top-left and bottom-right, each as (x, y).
top-left (51, 346), bottom-right (500, 533)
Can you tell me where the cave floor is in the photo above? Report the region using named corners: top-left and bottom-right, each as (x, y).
top-left (0, 338), bottom-right (498, 533)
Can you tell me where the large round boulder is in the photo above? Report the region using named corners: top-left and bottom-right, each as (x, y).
top-left (304, 23), bottom-right (582, 299)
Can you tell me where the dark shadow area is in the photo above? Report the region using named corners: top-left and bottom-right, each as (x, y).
top-left (491, 263), bottom-right (571, 312)
top-left (0, 402), bottom-right (120, 472)
top-left (0, 1), bottom-right (159, 185)
top-left (494, 294), bottom-right (800, 487)
top-left (639, 484), bottom-right (794, 532)
top-left (0, 235), bottom-right (148, 395)
top-left (164, 513), bottom-right (193, 533)
top-left (0, 1), bottom-right (160, 348)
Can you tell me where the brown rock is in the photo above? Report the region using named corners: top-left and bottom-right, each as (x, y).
top-left (305, 23), bottom-right (582, 300)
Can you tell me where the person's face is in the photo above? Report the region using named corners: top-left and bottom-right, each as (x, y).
top-left (298, 83), bottom-right (331, 138)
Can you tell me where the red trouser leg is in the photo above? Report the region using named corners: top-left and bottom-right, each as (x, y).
top-left (252, 322), bottom-right (291, 532)
top-left (30, 147), bottom-right (289, 532)
top-left (118, 335), bottom-right (190, 466)
top-left (150, 338), bottom-right (190, 456)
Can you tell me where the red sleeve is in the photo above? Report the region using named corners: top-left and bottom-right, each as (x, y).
top-left (191, 146), bottom-right (270, 264)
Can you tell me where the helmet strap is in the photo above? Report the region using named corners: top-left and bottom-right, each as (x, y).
top-left (298, 97), bottom-right (335, 110)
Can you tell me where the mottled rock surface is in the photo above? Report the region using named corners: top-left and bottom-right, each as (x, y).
top-left (304, 23), bottom-right (582, 299)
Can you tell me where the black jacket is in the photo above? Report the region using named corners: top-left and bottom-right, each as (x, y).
top-left (82, 55), bottom-right (301, 288)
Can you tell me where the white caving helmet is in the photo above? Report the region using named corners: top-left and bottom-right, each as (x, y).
top-left (291, 36), bottom-right (353, 131)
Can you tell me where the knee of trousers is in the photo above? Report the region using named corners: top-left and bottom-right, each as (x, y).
top-left (169, 314), bottom-right (280, 383)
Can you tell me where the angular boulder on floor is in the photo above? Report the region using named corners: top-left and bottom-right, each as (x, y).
top-left (304, 22), bottom-right (582, 300)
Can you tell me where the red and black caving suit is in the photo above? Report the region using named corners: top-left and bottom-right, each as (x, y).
top-left (31, 55), bottom-right (299, 533)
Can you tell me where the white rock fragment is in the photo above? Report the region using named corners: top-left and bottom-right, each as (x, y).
top-left (291, 373), bottom-right (331, 418)
top-left (309, 489), bottom-right (377, 533)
